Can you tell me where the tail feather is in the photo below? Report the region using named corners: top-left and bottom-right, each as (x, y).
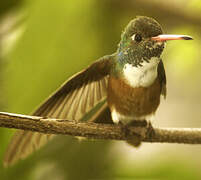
top-left (3, 131), bottom-right (54, 167)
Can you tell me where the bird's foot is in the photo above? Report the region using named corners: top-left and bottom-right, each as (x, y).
top-left (121, 120), bottom-right (151, 147)
top-left (119, 122), bottom-right (142, 147)
top-left (146, 120), bottom-right (155, 137)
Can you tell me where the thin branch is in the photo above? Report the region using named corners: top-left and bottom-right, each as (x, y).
top-left (0, 111), bottom-right (201, 144)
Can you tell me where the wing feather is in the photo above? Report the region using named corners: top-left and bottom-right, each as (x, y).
top-left (4, 54), bottom-right (114, 167)
top-left (157, 59), bottom-right (167, 98)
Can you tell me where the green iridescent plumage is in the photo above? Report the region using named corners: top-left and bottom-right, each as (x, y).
top-left (4, 16), bottom-right (193, 166)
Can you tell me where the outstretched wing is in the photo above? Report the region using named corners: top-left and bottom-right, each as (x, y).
top-left (33, 55), bottom-right (113, 120)
top-left (4, 54), bottom-right (114, 167)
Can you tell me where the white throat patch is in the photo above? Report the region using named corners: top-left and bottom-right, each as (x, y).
top-left (123, 57), bottom-right (160, 87)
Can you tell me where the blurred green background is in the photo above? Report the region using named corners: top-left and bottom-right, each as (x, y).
top-left (0, 0), bottom-right (201, 179)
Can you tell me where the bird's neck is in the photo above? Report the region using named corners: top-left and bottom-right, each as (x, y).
top-left (114, 50), bottom-right (160, 88)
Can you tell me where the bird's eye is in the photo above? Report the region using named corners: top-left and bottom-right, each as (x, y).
top-left (131, 34), bottom-right (142, 42)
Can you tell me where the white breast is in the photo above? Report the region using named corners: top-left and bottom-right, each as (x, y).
top-left (123, 57), bottom-right (160, 87)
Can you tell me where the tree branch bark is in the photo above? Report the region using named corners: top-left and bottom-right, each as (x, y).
top-left (0, 111), bottom-right (201, 144)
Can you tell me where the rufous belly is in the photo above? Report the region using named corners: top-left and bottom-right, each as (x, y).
top-left (107, 76), bottom-right (161, 120)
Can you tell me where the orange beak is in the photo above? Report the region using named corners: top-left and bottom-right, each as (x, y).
top-left (151, 34), bottom-right (193, 41)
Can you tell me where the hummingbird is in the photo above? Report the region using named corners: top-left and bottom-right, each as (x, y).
top-left (4, 16), bottom-right (193, 166)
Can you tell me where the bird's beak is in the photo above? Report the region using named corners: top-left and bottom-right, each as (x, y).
top-left (151, 34), bottom-right (193, 41)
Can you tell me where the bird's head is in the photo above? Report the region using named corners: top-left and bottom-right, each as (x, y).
top-left (118, 16), bottom-right (192, 66)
